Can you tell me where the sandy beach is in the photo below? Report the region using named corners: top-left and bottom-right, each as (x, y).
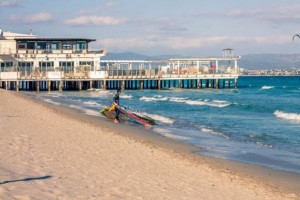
top-left (0, 89), bottom-right (299, 200)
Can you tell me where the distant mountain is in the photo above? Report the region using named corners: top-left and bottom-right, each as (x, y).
top-left (239, 54), bottom-right (300, 69)
top-left (102, 52), bottom-right (300, 69)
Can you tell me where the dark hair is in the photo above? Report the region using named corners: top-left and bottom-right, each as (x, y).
top-left (117, 88), bottom-right (121, 93)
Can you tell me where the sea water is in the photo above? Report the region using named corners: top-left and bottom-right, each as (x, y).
top-left (26, 76), bottom-right (300, 174)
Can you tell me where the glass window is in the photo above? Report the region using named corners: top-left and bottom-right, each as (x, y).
top-left (79, 61), bottom-right (94, 66)
top-left (51, 42), bottom-right (60, 50)
top-left (62, 43), bottom-right (72, 49)
top-left (37, 42), bottom-right (47, 49)
top-left (18, 43), bottom-right (27, 49)
top-left (27, 42), bottom-right (35, 49)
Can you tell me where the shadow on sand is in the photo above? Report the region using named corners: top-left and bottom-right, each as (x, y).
top-left (0, 175), bottom-right (52, 185)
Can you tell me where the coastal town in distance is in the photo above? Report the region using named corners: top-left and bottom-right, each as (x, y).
top-left (240, 68), bottom-right (300, 76)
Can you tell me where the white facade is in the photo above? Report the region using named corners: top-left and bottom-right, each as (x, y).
top-left (0, 30), bottom-right (107, 79)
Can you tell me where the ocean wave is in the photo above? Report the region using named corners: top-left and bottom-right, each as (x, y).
top-left (83, 101), bottom-right (100, 106)
top-left (185, 99), bottom-right (230, 107)
top-left (154, 128), bottom-right (191, 140)
top-left (253, 141), bottom-right (273, 148)
top-left (120, 94), bottom-right (133, 99)
top-left (248, 133), bottom-right (273, 148)
top-left (69, 105), bottom-right (83, 110)
top-left (260, 86), bottom-right (274, 90)
top-left (169, 97), bottom-right (188, 102)
top-left (84, 109), bottom-right (101, 116)
top-left (274, 110), bottom-right (300, 122)
top-left (143, 113), bottom-right (175, 124)
top-left (139, 96), bottom-right (168, 102)
top-left (43, 99), bottom-right (61, 106)
top-left (169, 97), bottom-right (230, 107)
top-left (201, 127), bottom-right (229, 139)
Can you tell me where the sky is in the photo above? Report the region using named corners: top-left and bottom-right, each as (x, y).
top-left (1, 0), bottom-right (300, 56)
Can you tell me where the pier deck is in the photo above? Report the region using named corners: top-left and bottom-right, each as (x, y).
top-left (0, 58), bottom-right (239, 91)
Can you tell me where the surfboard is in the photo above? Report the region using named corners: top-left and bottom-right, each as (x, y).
top-left (100, 103), bottom-right (155, 126)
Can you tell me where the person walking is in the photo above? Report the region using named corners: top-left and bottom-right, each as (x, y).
top-left (113, 88), bottom-right (121, 123)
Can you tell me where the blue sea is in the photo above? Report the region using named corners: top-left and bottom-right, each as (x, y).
top-left (26, 76), bottom-right (300, 174)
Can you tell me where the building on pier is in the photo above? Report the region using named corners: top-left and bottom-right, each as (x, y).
top-left (0, 29), bottom-right (240, 91)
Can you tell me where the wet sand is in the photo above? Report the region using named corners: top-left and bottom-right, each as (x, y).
top-left (0, 89), bottom-right (299, 200)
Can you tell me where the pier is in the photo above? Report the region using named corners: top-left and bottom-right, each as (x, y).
top-left (0, 29), bottom-right (240, 92)
top-left (0, 57), bottom-right (239, 91)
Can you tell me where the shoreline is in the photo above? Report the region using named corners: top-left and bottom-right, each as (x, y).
top-left (28, 91), bottom-right (300, 193)
top-left (1, 89), bottom-right (299, 199)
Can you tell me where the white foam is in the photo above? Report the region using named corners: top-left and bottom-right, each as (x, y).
top-left (69, 105), bottom-right (84, 110)
top-left (169, 97), bottom-right (230, 107)
top-left (185, 99), bottom-right (230, 107)
top-left (169, 97), bottom-right (188, 102)
top-left (260, 86), bottom-right (274, 90)
top-left (201, 127), bottom-right (229, 139)
top-left (43, 99), bottom-right (61, 106)
top-left (274, 110), bottom-right (300, 122)
top-left (139, 96), bottom-right (168, 102)
top-left (84, 109), bottom-right (101, 117)
top-left (154, 128), bottom-right (191, 140)
top-left (83, 101), bottom-right (100, 106)
top-left (121, 94), bottom-right (133, 99)
top-left (143, 113), bottom-right (175, 124)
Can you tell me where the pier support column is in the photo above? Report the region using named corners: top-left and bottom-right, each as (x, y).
top-left (197, 79), bottom-right (200, 89)
top-left (59, 81), bottom-right (63, 92)
top-left (89, 80), bottom-right (93, 89)
top-left (16, 81), bottom-right (19, 92)
top-left (103, 80), bottom-right (107, 89)
top-left (228, 80), bottom-right (231, 88)
top-left (121, 80), bottom-right (125, 90)
top-left (79, 81), bottom-right (82, 91)
top-left (158, 80), bottom-right (161, 89)
top-left (48, 81), bottom-right (51, 92)
top-left (36, 81), bottom-right (40, 92)
top-left (5, 81), bottom-right (8, 90)
top-left (206, 80), bottom-right (209, 88)
top-left (140, 80), bottom-right (144, 89)
top-left (216, 79), bottom-right (219, 89)
top-left (234, 78), bottom-right (238, 88)
top-left (178, 80), bottom-right (181, 88)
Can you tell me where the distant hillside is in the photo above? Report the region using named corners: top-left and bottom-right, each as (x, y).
top-left (239, 54), bottom-right (300, 69)
top-left (102, 52), bottom-right (300, 69)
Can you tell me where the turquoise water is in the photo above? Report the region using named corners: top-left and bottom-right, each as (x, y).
top-left (27, 76), bottom-right (300, 173)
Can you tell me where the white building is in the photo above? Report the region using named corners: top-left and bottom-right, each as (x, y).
top-left (0, 28), bottom-right (107, 81)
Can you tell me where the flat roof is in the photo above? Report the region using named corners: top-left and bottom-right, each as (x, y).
top-left (15, 38), bottom-right (96, 43)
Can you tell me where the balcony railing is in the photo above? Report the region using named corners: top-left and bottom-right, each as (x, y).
top-left (15, 49), bottom-right (106, 55)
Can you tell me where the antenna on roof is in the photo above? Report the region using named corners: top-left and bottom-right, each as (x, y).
top-left (29, 25), bottom-right (33, 35)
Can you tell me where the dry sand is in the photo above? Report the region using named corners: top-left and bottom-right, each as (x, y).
top-left (0, 89), bottom-right (299, 200)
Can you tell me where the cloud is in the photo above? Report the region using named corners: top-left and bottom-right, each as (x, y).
top-left (194, 3), bottom-right (300, 23)
top-left (0, 0), bottom-right (18, 7)
top-left (95, 37), bottom-right (158, 51)
top-left (24, 12), bottom-right (53, 23)
top-left (8, 12), bottom-right (53, 24)
top-left (94, 35), bottom-right (291, 52)
top-left (105, 0), bottom-right (118, 9)
top-left (64, 15), bottom-right (128, 26)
